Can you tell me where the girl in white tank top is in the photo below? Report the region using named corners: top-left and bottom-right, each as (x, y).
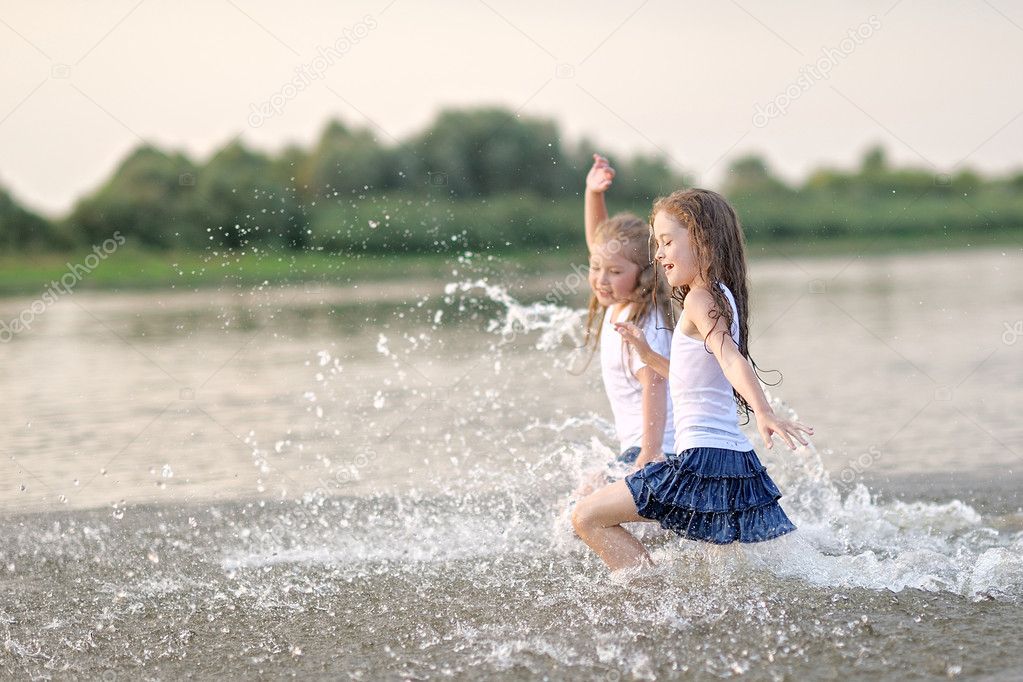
top-left (569, 155), bottom-right (677, 503)
top-left (669, 281), bottom-right (753, 453)
top-left (572, 188), bottom-right (815, 572)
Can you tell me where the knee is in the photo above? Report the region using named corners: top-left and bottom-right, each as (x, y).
top-left (571, 499), bottom-right (594, 535)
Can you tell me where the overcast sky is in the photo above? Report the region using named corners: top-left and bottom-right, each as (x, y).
top-left (2, 0), bottom-right (1022, 218)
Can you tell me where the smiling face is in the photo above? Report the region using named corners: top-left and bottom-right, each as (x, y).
top-left (652, 210), bottom-right (700, 288)
top-left (588, 239), bottom-right (641, 306)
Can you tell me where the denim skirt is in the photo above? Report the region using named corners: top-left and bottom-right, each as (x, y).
top-left (624, 446), bottom-right (796, 544)
top-left (606, 446), bottom-right (673, 481)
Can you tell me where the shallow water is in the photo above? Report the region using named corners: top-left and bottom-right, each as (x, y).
top-left (1, 247), bottom-right (1022, 679)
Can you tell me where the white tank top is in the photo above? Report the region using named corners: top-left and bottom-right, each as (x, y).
top-left (600, 302), bottom-right (676, 454)
top-left (669, 282), bottom-right (755, 453)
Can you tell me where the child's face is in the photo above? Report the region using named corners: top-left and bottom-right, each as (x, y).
top-left (588, 240), bottom-right (640, 307)
top-left (652, 210), bottom-right (697, 288)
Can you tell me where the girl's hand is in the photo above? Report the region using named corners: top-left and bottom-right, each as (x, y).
top-left (632, 451), bottom-right (666, 470)
top-left (586, 153), bottom-right (615, 193)
top-left (756, 410), bottom-right (814, 450)
top-left (614, 321), bottom-right (652, 359)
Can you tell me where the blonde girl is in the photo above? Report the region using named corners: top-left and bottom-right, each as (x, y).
top-left (573, 154), bottom-right (676, 495)
top-left (572, 187), bottom-right (813, 571)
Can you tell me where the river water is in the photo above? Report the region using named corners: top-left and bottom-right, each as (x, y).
top-left (1, 247), bottom-right (1022, 679)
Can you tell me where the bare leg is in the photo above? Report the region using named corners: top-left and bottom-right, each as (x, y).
top-left (571, 479), bottom-right (655, 571)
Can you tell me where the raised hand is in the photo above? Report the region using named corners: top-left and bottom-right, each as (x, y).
top-left (586, 153), bottom-right (615, 194)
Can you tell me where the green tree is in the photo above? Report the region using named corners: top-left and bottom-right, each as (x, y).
top-left (723, 155), bottom-right (789, 198)
top-left (0, 186), bottom-right (61, 250)
top-left (65, 145), bottom-right (200, 248)
top-left (301, 120), bottom-right (403, 196)
top-left (196, 140), bottom-right (306, 249)
top-left (860, 145), bottom-right (887, 175)
top-left (412, 107), bottom-right (569, 197)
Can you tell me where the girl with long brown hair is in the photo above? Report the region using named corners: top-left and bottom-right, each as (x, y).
top-left (572, 187), bottom-right (813, 572)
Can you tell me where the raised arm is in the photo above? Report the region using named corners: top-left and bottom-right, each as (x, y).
top-left (584, 153), bottom-right (614, 251)
top-left (685, 288), bottom-right (814, 450)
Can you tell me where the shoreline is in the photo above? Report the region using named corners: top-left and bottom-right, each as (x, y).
top-left (0, 231), bottom-right (1019, 298)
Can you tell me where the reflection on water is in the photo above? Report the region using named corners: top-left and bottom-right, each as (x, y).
top-left (2, 248), bottom-right (1019, 512)
top-left (1, 247), bottom-right (1022, 679)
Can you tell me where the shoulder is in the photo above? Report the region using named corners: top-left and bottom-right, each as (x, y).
top-left (684, 287), bottom-right (716, 316)
top-left (683, 287), bottom-right (727, 331)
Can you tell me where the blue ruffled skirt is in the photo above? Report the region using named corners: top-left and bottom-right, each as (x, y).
top-left (624, 446), bottom-right (796, 544)
top-left (616, 446), bottom-right (643, 465)
top-left (605, 446), bottom-right (673, 483)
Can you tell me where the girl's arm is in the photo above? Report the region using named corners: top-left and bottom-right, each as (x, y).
top-left (584, 154), bottom-right (614, 251)
top-left (614, 321), bottom-right (670, 379)
top-left (686, 288), bottom-right (814, 450)
top-left (633, 366), bottom-right (669, 468)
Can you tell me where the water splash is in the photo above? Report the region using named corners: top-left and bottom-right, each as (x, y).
top-left (6, 274), bottom-right (1021, 680)
top-left (217, 279), bottom-right (1023, 603)
top-left (443, 279), bottom-right (587, 352)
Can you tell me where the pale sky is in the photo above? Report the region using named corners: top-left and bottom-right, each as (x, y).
top-left (2, 0), bottom-right (1022, 218)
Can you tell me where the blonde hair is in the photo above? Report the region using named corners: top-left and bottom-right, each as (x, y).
top-left (574, 213), bottom-right (674, 375)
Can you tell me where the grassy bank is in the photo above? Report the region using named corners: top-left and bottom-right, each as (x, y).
top-left (0, 248), bottom-right (568, 295)
top-left (0, 227), bottom-right (1019, 296)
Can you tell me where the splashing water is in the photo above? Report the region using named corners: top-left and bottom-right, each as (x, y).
top-left (431, 280), bottom-right (1023, 602)
top-left (225, 277), bottom-right (1023, 600)
top-left (4, 273), bottom-right (1023, 679)
top-left (443, 278), bottom-right (589, 352)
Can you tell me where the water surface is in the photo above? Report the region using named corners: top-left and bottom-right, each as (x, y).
top-left (2, 247), bottom-right (1022, 679)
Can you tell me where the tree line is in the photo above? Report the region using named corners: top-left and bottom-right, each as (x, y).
top-left (2, 107), bottom-right (1021, 254)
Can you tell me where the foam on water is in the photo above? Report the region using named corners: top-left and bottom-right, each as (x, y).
top-left (220, 278), bottom-right (1023, 603)
top-left (8, 266), bottom-right (1023, 679)
top-left (443, 278), bottom-right (588, 352)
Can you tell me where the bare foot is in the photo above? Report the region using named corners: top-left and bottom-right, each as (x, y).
top-left (609, 559), bottom-right (656, 585)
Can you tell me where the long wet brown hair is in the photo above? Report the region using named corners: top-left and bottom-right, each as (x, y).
top-left (573, 213), bottom-right (674, 375)
top-left (649, 188), bottom-right (779, 422)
